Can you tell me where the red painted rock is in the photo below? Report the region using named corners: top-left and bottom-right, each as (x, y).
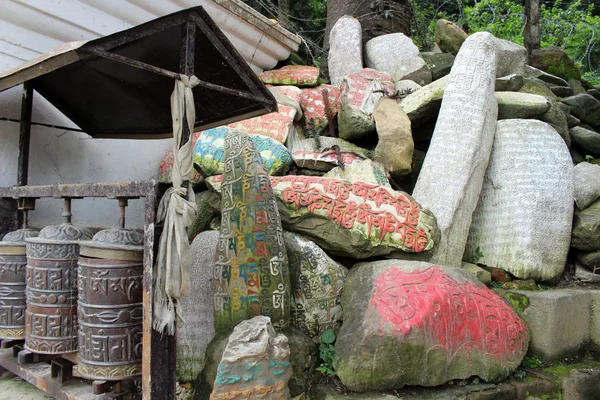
top-left (299, 85), bottom-right (341, 134)
top-left (334, 260), bottom-right (529, 392)
top-left (259, 65), bottom-right (320, 87)
top-left (158, 131), bottom-right (203, 185)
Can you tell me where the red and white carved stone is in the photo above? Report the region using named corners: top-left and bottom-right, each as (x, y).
top-left (299, 85), bottom-right (341, 133)
top-left (259, 65), bottom-right (320, 87)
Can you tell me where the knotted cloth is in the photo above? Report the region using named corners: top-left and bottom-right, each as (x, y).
top-left (153, 75), bottom-right (200, 335)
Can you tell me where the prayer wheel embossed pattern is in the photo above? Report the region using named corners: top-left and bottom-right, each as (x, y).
top-left (77, 229), bottom-right (144, 380)
top-left (25, 224), bottom-right (93, 354)
top-left (0, 229), bottom-right (39, 339)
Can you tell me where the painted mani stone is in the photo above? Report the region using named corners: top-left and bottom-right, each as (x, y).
top-left (259, 65), bottom-right (320, 87)
top-left (227, 104), bottom-right (297, 144)
top-left (211, 316), bottom-right (292, 400)
top-left (193, 127), bottom-right (293, 178)
top-left (334, 260), bottom-right (530, 392)
top-left (283, 232), bottom-right (347, 340)
top-left (158, 131), bottom-right (203, 184)
top-left (213, 130), bottom-right (291, 333)
top-left (299, 85), bottom-right (341, 134)
top-left (288, 134), bottom-right (373, 172)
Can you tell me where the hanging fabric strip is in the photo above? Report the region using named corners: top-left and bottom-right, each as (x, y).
top-left (153, 75), bottom-right (200, 335)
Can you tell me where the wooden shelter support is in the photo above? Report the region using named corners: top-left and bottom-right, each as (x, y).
top-left (524, 0), bottom-right (541, 62)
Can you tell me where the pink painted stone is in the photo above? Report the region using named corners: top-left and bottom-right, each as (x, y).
top-left (299, 85), bottom-right (341, 133)
top-left (334, 260), bottom-right (530, 392)
top-left (158, 131), bottom-right (203, 184)
top-left (259, 65), bottom-right (320, 87)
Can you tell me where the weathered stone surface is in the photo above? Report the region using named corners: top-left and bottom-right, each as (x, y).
top-left (549, 85), bottom-right (574, 97)
top-left (461, 261), bottom-right (492, 285)
top-left (158, 131), bottom-right (203, 185)
top-left (496, 92), bottom-right (550, 119)
top-left (592, 291), bottom-right (600, 349)
top-left (193, 127), bottom-right (292, 177)
top-left (524, 65), bottom-right (569, 87)
top-left (577, 249), bottom-right (600, 271)
top-left (365, 34), bottom-right (431, 85)
top-left (213, 131), bottom-right (291, 332)
top-left (284, 232), bottom-right (347, 340)
top-left (572, 198), bottom-right (600, 251)
top-left (421, 52), bottom-right (455, 81)
top-left (328, 16), bottom-right (362, 87)
top-left (588, 88), bottom-right (600, 101)
top-left (210, 316), bottom-right (292, 400)
top-left (574, 162), bottom-right (600, 210)
top-left (338, 69), bottom-right (395, 141)
top-left (531, 46), bottom-right (581, 80)
top-left (394, 79), bottom-right (421, 95)
top-left (373, 97), bottom-right (414, 177)
top-left (519, 77), bottom-right (558, 100)
top-left (334, 261), bottom-right (529, 392)
top-left (259, 65), bottom-right (319, 87)
top-left (562, 94), bottom-right (600, 127)
top-left (465, 120), bottom-right (573, 281)
top-left (539, 101), bottom-right (571, 148)
top-left (575, 261), bottom-right (600, 282)
top-left (188, 191), bottom-right (220, 241)
top-left (400, 76), bottom-right (448, 127)
top-left (323, 159), bottom-right (390, 187)
top-left (562, 368), bottom-right (600, 400)
top-left (570, 126), bottom-right (600, 157)
top-left (510, 290), bottom-right (591, 362)
top-left (299, 85), bottom-right (341, 135)
top-left (412, 32), bottom-right (499, 268)
top-left (435, 19), bottom-right (467, 55)
top-left (177, 231), bottom-right (219, 382)
top-left (493, 37), bottom-right (527, 77)
top-left (495, 74), bottom-right (524, 92)
top-left (568, 78), bottom-right (587, 95)
top-left (271, 176), bottom-right (439, 259)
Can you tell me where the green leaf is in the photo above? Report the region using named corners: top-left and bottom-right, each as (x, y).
top-left (321, 328), bottom-right (335, 344)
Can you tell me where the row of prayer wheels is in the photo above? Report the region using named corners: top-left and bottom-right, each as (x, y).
top-left (0, 198), bottom-right (143, 381)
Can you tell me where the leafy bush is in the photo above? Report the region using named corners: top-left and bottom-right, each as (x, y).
top-left (316, 328), bottom-right (336, 376)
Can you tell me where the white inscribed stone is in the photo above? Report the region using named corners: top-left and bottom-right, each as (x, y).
top-left (465, 119), bottom-right (573, 281)
top-left (412, 32), bottom-right (499, 268)
top-left (328, 16), bottom-right (363, 87)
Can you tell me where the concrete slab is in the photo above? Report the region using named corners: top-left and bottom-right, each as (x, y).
top-left (0, 372), bottom-right (51, 400)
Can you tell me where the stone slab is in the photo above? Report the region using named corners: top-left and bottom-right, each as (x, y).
top-left (574, 162), bottom-right (600, 210)
top-left (328, 16), bottom-right (362, 87)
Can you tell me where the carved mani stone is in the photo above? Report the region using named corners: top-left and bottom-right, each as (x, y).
top-left (213, 130), bottom-right (291, 333)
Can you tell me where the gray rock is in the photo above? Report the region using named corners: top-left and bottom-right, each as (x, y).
top-left (592, 292), bottom-right (600, 349)
top-left (373, 97), bottom-right (414, 177)
top-left (328, 16), bottom-right (362, 87)
top-left (568, 78), bottom-right (587, 95)
top-left (574, 162), bottom-right (600, 209)
top-left (334, 260), bottom-right (529, 391)
top-left (562, 94), bottom-right (600, 126)
top-left (577, 249), bottom-right (600, 271)
top-left (465, 120), bottom-right (573, 281)
top-left (549, 85), bottom-right (574, 97)
top-left (539, 100), bottom-right (571, 148)
top-left (571, 148), bottom-right (585, 164)
top-left (524, 65), bottom-right (569, 87)
top-left (412, 32), bottom-right (499, 268)
top-left (568, 112), bottom-right (581, 128)
top-left (495, 74), bottom-right (524, 92)
top-left (323, 159), bottom-right (391, 187)
top-left (572, 198), bottom-right (600, 251)
top-left (394, 79), bottom-right (421, 95)
top-left (461, 261), bottom-right (492, 285)
top-left (496, 92), bottom-right (550, 119)
top-left (570, 126), bottom-right (600, 157)
top-left (519, 77), bottom-right (558, 100)
top-left (187, 191), bottom-right (221, 242)
top-left (421, 51), bottom-right (455, 81)
top-left (574, 261), bottom-right (600, 282)
top-left (365, 33), bottom-right (431, 85)
top-left (562, 369), bottom-right (600, 400)
top-left (588, 88), bottom-right (600, 101)
top-left (177, 231), bottom-right (218, 382)
top-left (435, 19), bottom-right (467, 55)
top-left (400, 76), bottom-right (447, 127)
top-left (493, 37), bottom-right (528, 77)
top-left (531, 46), bottom-right (582, 80)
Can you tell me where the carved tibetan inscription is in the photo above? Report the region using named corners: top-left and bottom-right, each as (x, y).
top-left (214, 131), bottom-right (291, 332)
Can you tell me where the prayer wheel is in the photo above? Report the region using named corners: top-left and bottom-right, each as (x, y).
top-left (25, 199), bottom-right (93, 354)
top-left (77, 227), bottom-right (143, 380)
top-left (0, 229), bottom-right (39, 339)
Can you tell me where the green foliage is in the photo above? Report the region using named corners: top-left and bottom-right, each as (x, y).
top-left (506, 292), bottom-right (529, 312)
top-left (522, 355), bottom-right (544, 369)
top-left (316, 328), bottom-right (336, 376)
top-left (470, 246), bottom-right (485, 263)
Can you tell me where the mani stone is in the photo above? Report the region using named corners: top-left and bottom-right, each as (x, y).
top-left (323, 159), bottom-right (391, 187)
top-left (259, 65), bottom-right (319, 87)
top-left (210, 316), bottom-right (292, 400)
top-left (338, 68), bottom-right (395, 142)
top-left (193, 127), bottom-right (292, 177)
top-left (299, 84), bottom-right (341, 135)
top-left (496, 92), bottom-right (550, 119)
top-left (328, 16), bottom-right (363, 87)
top-left (493, 37), bottom-right (527, 77)
top-left (334, 260), bottom-right (529, 392)
top-left (572, 198), bottom-right (600, 251)
top-left (177, 230), bottom-right (218, 382)
top-left (412, 32), bottom-right (499, 268)
top-left (213, 130), bottom-right (291, 333)
top-left (435, 19), bottom-right (467, 55)
top-left (365, 33), bottom-right (432, 85)
top-left (284, 232), bottom-right (347, 340)
top-left (400, 76), bottom-right (448, 127)
top-left (464, 120), bottom-right (574, 282)
top-left (373, 97), bottom-right (414, 177)
top-left (269, 175), bottom-right (440, 259)
top-left (570, 126), bottom-right (600, 157)
top-left (574, 162), bottom-right (600, 210)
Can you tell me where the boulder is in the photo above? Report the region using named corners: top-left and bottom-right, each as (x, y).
top-left (284, 232), bottom-right (347, 340)
top-left (328, 16), bottom-right (362, 87)
top-left (435, 19), bottom-right (467, 55)
top-left (400, 76), bottom-right (448, 127)
top-left (568, 78), bottom-right (587, 95)
top-left (177, 231), bottom-right (218, 382)
top-left (524, 65), bottom-right (569, 87)
top-left (539, 100), bottom-right (571, 148)
top-left (259, 65), bottom-right (319, 87)
top-left (549, 85), bottom-right (574, 97)
top-left (496, 92), bottom-right (550, 119)
top-left (572, 198), bottom-right (600, 251)
top-left (394, 79), bottom-right (421, 95)
top-left (464, 120), bottom-right (573, 281)
top-left (572, 148), bottom-right (585, 164)
top-left (188, 191), bottom-right (221, 241)
top-left (495, 74), bottom-right (524, 92)
top-left (365, 33), bottom-right (431, 85)
top-left (588, 88), bottom-right (600, 101)
top-left (338, 69), bottom-right (395, 141)
top-left (193, 127), bottom-right (292, 177)
top-left (412, 32), bottom-right (499, 268)
top-left (570, 126), bottom-right (600, 157)
top-left (562, 94), bottom-right (600, 127)
top-left (574, 162), bottom-right (600, 210)
top-left (299, 85), bottom-right (341, 135)
top-left (213, 131), bottom-right (291, 332)
top-left (531, 46), bottom-right (581, 80)
top-left (373, 97), bottom-right (414, 177)
top-left (210, 316), bottom-right (292, 399)
top-left (323, 159), bottom-right (391, 187)
top-left (577, 249), bottom-right (600, 271)
top-left (420, 52), bottom-right (455, 81)
top-left (461, 261), bottom-right (492, 285)
top-left (493, 37), bottom-right (528, 77)
top-left (158, 131), bottom-right (203, 185)
top-left (519, 77), bottom-right (558, 99)
top-left (334, 260), bottom-right (529, 392)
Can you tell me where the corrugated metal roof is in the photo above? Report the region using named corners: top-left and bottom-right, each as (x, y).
top-left (0, 0), bottom-right (301, 74)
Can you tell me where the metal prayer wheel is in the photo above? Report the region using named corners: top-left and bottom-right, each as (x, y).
top-left (77, 198), bottom-right (144, 380)
top-left (25, 199), bottom-right (93, 354)
top-left (0, 228), bottom-right (39, 339)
